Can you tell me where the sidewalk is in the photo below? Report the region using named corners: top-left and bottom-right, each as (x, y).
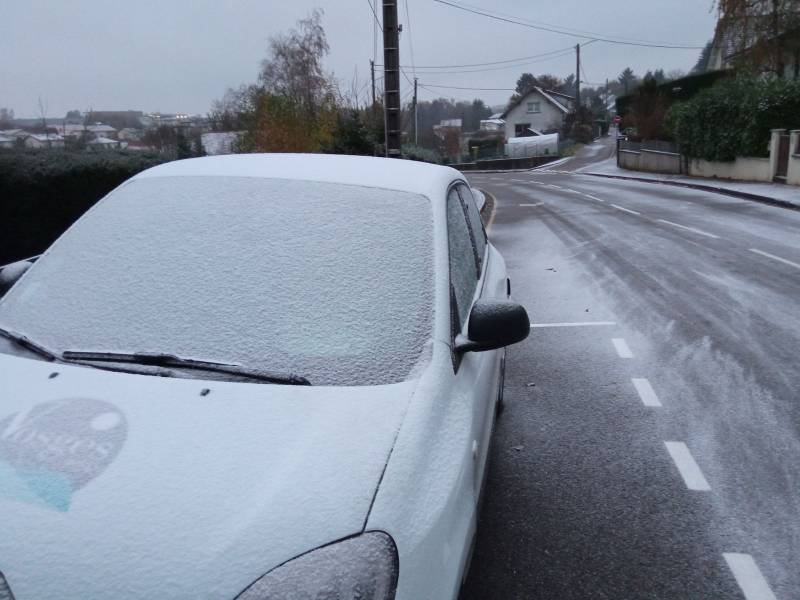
top-left (577, 157), bottom-right (799, 209)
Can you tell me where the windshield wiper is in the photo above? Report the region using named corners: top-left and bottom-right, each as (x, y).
top-left (61, 350), bottom-right (311, 385)
top-left (0, 326), bottom-right (59, 361)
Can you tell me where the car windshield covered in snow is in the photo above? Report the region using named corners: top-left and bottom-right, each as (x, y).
top-left (0, 176), bottom-right (434, 386)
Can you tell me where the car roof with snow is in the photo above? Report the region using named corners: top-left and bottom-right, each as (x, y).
top-left (133, 153), bottom-right (466, 198)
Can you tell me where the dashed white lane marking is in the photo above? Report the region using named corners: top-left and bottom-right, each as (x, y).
top-left (510, 178), bottom-right (529, 183)
top-left (657, 219), bottom-right (720, 239)
top-left (519, 202), bottom-right (544, 207)
top-left (581, 193), bottom-right (605, 202)
top-left (723, 554), bottom-right (778, 600)
top-left (610, 203), bottom-right (641, 215)
top-left (664, 441), bottom-right (711, 491)
top-left (612, 338), bottom-right (634, 358)
top-left (547, 184), bottom-right (564, 189)
top-left (749, 248), bottom-right (800, 270)
top-left (631, 378), bottom-right (662, 407)
top-left (530, 321), bottom-right (616, 328)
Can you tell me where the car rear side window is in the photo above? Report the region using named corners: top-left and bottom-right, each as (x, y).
top-left (457, 184), bottom-right (487, 269)
top-left (447, 187), bottom-right (479, 328)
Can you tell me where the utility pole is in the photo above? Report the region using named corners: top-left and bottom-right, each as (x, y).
top-left (575, 43), bottom-right (581, 109)
top-left (382, 0), bottom-right (401, 158)
top-left (370, 59), bottom-right (376, 106)
top-left (413, 77), bottom-right (418, 146)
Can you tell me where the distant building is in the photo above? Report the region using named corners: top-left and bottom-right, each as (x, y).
top-left (501, 87), bottom-right (574, 140)
top-left (431, 119), bottom-right (462, 162)
top-left (0, 135), bottom-right (15, 149)
top-left (0, 129), bottom-right (26, 140)
top-left (117, 128), bottom-right (142, 142)
top-left (61, 123), bottom-right (88, 138)
top-left (87, 136), bottom-right (122, 150)
top-left (86, 124), bottom-right (117, 139)
top-left (23, 133), bottom-right (65, 149)
top-left (479, 118), bottom-right (504, 132)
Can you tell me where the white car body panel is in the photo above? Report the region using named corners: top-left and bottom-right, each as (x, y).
top-left (0, 154), bottom-right (514, 599)
top-left (369, 245), bottom-right (508, 600)
top-left (0, 353), bottom-right (414, 599)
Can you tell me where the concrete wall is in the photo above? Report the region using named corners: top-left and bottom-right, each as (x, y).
top-left (788, 130), bottom-right (800, 186)
top-left (640, 150), bottom-right (681, 174)
top-left (618, 149), bottom-right (641, 171)
top-left (454, 155), bottom-right (559, 171)
top-left (687, 156), bottom-right (772, 182)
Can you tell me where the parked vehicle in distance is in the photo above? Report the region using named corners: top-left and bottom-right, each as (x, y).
top-left (0, 154), bottom-right (529, 600)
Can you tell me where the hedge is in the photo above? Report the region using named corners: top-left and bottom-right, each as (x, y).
top-left (666, 74), bottom-right (800, 162)
top-left (0, 150), bottom-right (167, 264)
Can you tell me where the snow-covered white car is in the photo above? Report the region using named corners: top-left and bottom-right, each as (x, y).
top-left (0, 154), bottom-right (529, 600)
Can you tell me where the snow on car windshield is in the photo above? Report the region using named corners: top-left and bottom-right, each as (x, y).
top-left (0, 176), bottom-right (434, 386)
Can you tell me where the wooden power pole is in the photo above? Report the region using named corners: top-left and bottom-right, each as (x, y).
top-left (370, 59), bottom-right (376, 106)
top-left (575, 43), bottom-right (581, 109)
top-left (413, 77), bottom-right (418, 146)
top-left (382, 0), bottom-right (401, 157)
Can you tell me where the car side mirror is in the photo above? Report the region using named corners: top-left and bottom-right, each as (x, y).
top-left (455, 299), bottom-right (530, 353)
top-left (0, 259), bottom-right (35, 295)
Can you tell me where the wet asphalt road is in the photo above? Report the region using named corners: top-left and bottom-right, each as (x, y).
top-left (459, 139), bottom-right (800, 600)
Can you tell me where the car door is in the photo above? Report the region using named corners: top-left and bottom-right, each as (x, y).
top-left (446, 183), bottom-right (499, 502)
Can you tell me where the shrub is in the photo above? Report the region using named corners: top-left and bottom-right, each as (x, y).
top-left (401, 145), bottom-right (442, 164)
top-left (0, 149), bottom-right (167, 264)
top-left (666, 74), bottom-right (800, 161)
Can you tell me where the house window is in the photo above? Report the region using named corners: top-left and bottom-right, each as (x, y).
top-left (526, 101), bottom-right (541, 114)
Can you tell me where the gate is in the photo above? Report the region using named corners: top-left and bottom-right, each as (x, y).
top-left (776, 135), bottom-right (790, 179)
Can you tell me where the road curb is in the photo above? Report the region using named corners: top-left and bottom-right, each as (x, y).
top-left (580, 172), bottom-right (799, 211)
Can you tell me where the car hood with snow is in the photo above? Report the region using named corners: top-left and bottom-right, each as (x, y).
top-left (0, 353), bottom-right (414, 599)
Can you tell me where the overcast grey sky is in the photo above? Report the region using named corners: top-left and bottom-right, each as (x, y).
top-left (2, 1), bottom-right (718, 117)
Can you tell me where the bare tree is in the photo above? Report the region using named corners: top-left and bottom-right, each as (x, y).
top-left (715, 0), bottom-right (800, 76)
top-left (258, 8), bottom-right (336, 119)
top-left (37, 96), bottom-right (51, 148)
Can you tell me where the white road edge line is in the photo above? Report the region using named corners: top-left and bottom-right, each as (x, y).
top-left (657, 219), bottom-right (720, 239)
top-left (749, 248), bottom-right (800, 270)
top-left (610, 203), bottom-right (641, 215)
top-left (612, 338), bottom-right (634, 358)
top-left (631, 378), bottom-right (662, 407)
top-left (530, 321), bottom-right (616, 328)
top-left (519, 203), bottom-right (544, 207)
top-left (664, 441), bottom-right (711, 491)
top-left (723, 553), bottom-right (778, 600)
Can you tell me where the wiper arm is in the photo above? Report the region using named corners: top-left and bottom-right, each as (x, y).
top-left (61, 350), bottom-right (311, 385)
top-left (0, 326), bottom-right (59, 361)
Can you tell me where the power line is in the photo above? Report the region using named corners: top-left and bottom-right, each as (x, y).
top-left (388, 48), bottom-right (577, 75)
top-left (431, 0), bottom-right (706, 49)
top-left (392, 44), bottom-right (576, 69)
top-left (403, 0), bottom-right (416, 79)
top-left (433, 0), bottom-right (692, 46)
top-left (375, 40), bottom-right (597, 74)
top-left (419, 83), bottom-right (516, 91)
top-left (366, 0), bottom-right (383, 32)
top-left (400, 66), bottom-right (415, 86)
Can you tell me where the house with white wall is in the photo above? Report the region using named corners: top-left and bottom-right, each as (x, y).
top-left (23, 134), bottom-right (65, 149)
top-left (501, 87), bottom-right (573, 140)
